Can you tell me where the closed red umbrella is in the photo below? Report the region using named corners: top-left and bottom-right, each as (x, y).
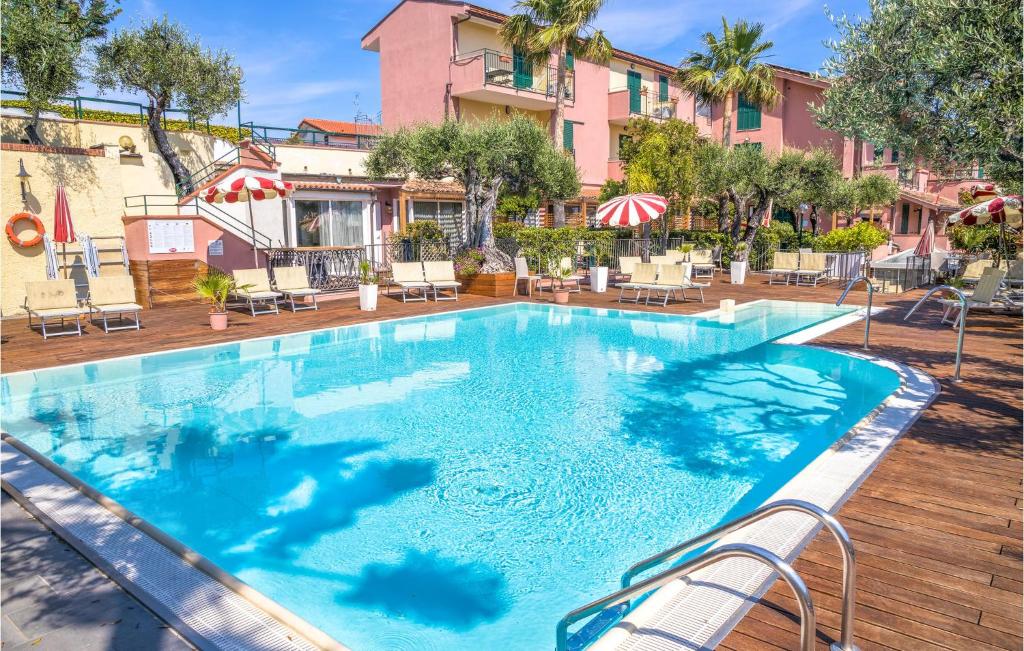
top-left (53, 184), bottom-right (75, 243)
top-left (203, 176), bottom-right (293, 265)
top-left (913, 218), bottom-right (934, 256)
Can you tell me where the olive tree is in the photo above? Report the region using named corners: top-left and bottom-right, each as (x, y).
top-left (365, 116), bottom-right (580, 270)
top-left (94, 18), bottom-right (243, 194)
top-left (1, 0), bottom-right (119, 144)
top-left (816, 0), bottom-right (1023, 192)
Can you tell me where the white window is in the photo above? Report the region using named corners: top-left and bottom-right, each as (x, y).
top-left (295, 200), bottom-right (365, 247)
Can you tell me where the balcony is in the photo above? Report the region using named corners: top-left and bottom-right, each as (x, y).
top-left (608, 89), bottom-right (677, 125)
top-left (450, 49), bottom-right (574, 111)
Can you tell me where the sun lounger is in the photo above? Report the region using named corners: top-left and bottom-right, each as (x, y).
top-left (423, 260), bottom-right (461, 301)
top-left (1004, 259), bottom-right (1022, 288)
top-left (690, 249), bottom-right (715, 278)
top-left (513, 257), bottom-right (540, 297)
top-left (794, 252), bottom-right (828, 287)
top-left (272, 266), bottom-right (320, 311)
top-left (618, 263), bottom-right (657, 303)
top-left (390, 262), bottom-right (431, 302)
top-left (24, 279), bottom-right (88, 339)
top-left (644, 263), bottom-right (708, 306)
top-left (648, 255), bottom-right (675, 267)
top-left (664, 250), bottom-right (687, 263)
top-left (940, 267), bottom-right (1015, 326)
top-left (232, 268), bottom-right (281, 316)
top-left (959, 259), bottom-right (994, 284)
top-left (768, 252), bottom-right (799, 285)
top-left (87, 275), bottom-right (142, 333)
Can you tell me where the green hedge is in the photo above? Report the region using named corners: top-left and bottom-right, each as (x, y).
top-left (1, 99), bottom-right (249, 144)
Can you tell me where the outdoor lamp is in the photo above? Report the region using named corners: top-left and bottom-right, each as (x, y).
top-left (16, 158), bottom-right (31, 201)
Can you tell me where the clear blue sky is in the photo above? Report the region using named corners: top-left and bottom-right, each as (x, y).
top-left (79, 0), bottom-right (870, 128)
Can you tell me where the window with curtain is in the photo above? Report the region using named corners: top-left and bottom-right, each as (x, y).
top-left (695, 100), bottom-right (711, 119)
top-left (736, 94), bottom-right (761, 130)
top-left (413, 201), bottom-right (465, 243)
top-left (294, 199), bottom-right (364, 247)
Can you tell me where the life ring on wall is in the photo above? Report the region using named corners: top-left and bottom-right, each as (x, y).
top-left (6, 212), bottom-right (45, 248)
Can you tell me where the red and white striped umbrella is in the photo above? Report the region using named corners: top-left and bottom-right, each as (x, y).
top-left (948, 195), bottom-right (1022, 227)
top-left (969, 182), bottom-right (1000, 200)
top-left (53, 184), bottom-right (75, 243)
top-left (202, 175), bottom-right (293, 204)
top-left (913, 218), bottom-right (934, 256)
top-left (597, 193), bottom-right (668, 227)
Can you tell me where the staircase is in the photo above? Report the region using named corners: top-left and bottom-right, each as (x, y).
top-left (123, 195), bottom-right (274, 250)
top-left (174, 134), bottom-right (278, 198)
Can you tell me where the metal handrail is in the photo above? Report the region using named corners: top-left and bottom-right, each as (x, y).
top-left (905, 285), bottom-right (968, 382)
top-left (174, 147), bottom-right (242, 197)
top-left (123, 194), bottom-right (274, 249)
top-left (556, 543), bottom-right (817, 651)
top-left (837, 275), bottom-right (875, 350)
top-left (616, 499), bottom-right (858, 651)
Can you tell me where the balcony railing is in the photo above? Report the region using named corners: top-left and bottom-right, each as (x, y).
top-left (456, 49), bottom-right (575, 102)
top-left (609, 88), bottom-right (677, 120)
top-left (241, 121), bottom-right (380, 151)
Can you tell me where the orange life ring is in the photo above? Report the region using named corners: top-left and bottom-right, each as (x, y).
top-left (6, 212), bottom-right (45, 248)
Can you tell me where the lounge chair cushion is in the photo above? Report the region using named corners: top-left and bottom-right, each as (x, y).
top-left (429, 280), bottom-right (461, 289)
top-left (91, 302), bottom-right (142, 313)
top-left (273, 266), bottom-right (313, 291)
top-left (238, 290), bottom-right (282, 300)
top-left (30, 306), bottom-right (88, 318)
top-left (88, 275), bottom-right (138, 307)
top-left (392, 262), bottom-right (427, 284)
top-left (423, 261), bottom-right (460, 283)
top-left (233, 268), bottom-right (274, 293)
top-left (280, 287), bottom-right (320, 296)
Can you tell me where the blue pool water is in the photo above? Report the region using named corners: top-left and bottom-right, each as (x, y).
top-left (1, 301), bottom-right (899, 651)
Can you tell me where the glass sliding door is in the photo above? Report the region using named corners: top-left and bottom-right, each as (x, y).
top-left (294, 199), bottom-right (365, 247)
top-left (328, 201), bottom-right (365, 246)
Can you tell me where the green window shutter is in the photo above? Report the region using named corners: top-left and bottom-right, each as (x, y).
top-left (873, 145), bottom-right (884, 161)
top-left (891, 150), bottom-right (899, 163)
top-left (565, 51), bottom-right (574, 70)
top-left (736, 94), bottom-right (761, 130)
top-left (627, 70), bottom-right (642, 113)
top-left (658, 75), bottom-right (669, 102)
top-left (899, 203), bottom-right (910, 234)
top-left (977, 165), bottom-right (984, 178)
top-left (513, 47), bottom-right (533, 89)
top-left (563, 121), bottom-right (574, 152)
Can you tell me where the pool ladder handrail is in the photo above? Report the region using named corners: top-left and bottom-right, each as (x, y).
top-left (836, 275), bottom-right (875, 350)
top-left (904, 285), bottom-right (967, 383)
top-left (556, 499), bottom-right (860, 651)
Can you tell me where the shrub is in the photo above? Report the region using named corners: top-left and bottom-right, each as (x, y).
top-left (493, 221), bottom-right (526, 240)
top-left (453, 248), bottom-right (486, 276)
top-left (812, 221), bottom-right (889, 252)
top-left (391, 220), bottom-right (444, 243)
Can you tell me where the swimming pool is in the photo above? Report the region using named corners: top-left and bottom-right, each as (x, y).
top-left (1, 301), bottom-right (900, 650)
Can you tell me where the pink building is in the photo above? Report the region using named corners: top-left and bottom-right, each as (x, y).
top-left (362, 0), bottom-right (982, 244)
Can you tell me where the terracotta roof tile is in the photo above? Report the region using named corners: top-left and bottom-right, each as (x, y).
top-left (401, 179), bottom-right (465, 195)
top-left (299, 118), bottom-right (383, 135)
top-left (899, 188), bottom-right (960, 211)
top-left (292, 181), bottom-right (378, 192)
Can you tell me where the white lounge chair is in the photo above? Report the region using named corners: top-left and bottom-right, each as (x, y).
top-left (232, 268), bottom-right (281, 316)
top-left (390, 262), bottom-right (431, 302)
top-left (664, 250), bottom-right (687, 263)
top-left (768, 252), bottom-right (800, 286)
top-left (645, 263), bottom-right (708, 305)
top-left (794, 252), bottom-right (828, 287)
top-left (690, 249), bottom-right (715, 278)
top-left (618, 263), bottom-right (657, 303)
top-left (615, 256), bottom-right (641, 283)
top-left (513, 257), bottom-right (540, 297)
top-left (273, 266), bottom-right (320, 311)
top-left (24, 279), bottom-right (88, 339)
top-left (959, 259), bottom-right (994, 285)
top-left (648, 255), bottom-right (675, 267)
top-left (87, 275), bottom-right (142, 332)
top-left (423, 260), bottom-right (461, 301)
top-left (941, 268), bottom-right (1016, 326)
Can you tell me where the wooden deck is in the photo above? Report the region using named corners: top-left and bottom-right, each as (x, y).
top-left (1, 276), bottom-right (1021, 650)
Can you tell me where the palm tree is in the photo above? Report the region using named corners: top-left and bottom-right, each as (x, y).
top-left (676, 18), bottom-right (780, 148)
top-left (500, 0), bottom-right (612, 226)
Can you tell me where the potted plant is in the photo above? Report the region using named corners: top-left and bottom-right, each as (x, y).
top-left (677, 243), bottom-right (695, 261)
top-left (548, 257), bottom-right (573, 304)
top-left (730, 242), bottom-right (748, 284)
top-left (192, 269), bottom-right (237, 330)
top-left (358, 261), bottom-right (378, 311)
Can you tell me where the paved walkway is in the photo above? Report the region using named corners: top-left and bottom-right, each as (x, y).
top-left (0, 491), bottom-right (192, 650)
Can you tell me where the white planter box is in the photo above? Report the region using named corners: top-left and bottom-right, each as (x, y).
top-left (591, 266), bottom-right (609, 293)
top-left (730, 261), bottom-right (747, 284)
top-left (359, 284), bottom-right (378, 311)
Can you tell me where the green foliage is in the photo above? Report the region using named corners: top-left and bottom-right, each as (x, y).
top-left (812, 221), bottom-right (889, 252)
top-left (2, 0), bottom-right (119, 143)
top-left (0, 99), bottom-right (248, 143)
top-left (816, 0), bottom-right (1023, 193)
top-left (597, 178), bottom-right (627, 203)
top-left (191, 269), bottom-right (237, 313)
top-left (946, 224), bottom-right (1002, 253)
top-left (366, 116), bottom-right (579, 250)
top-left (496, 190), bottom-right (539, 220)
top-left (493, 221), bottom-right (527, 240)
top-left (621, 117), bottom-right (701, 215)
top-left (453, 248), bottom-right (487, 276)
top-left (511, 226), bottom-right (588, 271)
top-left (854, 173), bottom-right (900, 214)
top-left (357, 261), bottom-right (378, 285)
top-left (676, 18), bottom-right (780, 146)
top-left (391, 220), bottom-right (444, 243)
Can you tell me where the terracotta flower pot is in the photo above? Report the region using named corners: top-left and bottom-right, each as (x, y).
top-left (209, 312), bottom-right (228, 330)
top-left (553, 288), bottom-right (570, 304)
